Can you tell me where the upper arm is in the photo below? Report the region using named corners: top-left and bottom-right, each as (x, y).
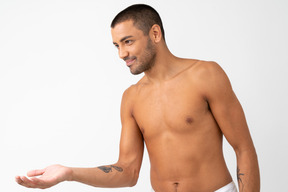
top-left (117, 86), bottom-right (144, 172)
top-left (198, 62), bottom-right (255, 153)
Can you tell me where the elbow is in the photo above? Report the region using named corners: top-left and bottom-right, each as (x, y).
top-left (117, 159), bottom-right (141, 187)
top-left (234, 145), bottom-right (257, 157)
top-left (127, 169), bottom-right (139, 187)
top-left (128, 179), bottom-right (137, 187)
top-left (234, 145), bottom-right (259, 163)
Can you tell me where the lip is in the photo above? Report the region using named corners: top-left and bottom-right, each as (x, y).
top-left (125, 58), bottom-right (136, 67)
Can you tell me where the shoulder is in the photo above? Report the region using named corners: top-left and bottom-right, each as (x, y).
top-left (188, 60), bottom-right (232, 98)
top-left (189, 60), bottom-right (225, 79)
top-left (120, 85), bottom-right (137, 117)
top-left (122, 74), bottom-right (149, 101)
top-left (187, 60), bottom-right (230, 85)
top-left (122, 85), bottom-right (137, 101)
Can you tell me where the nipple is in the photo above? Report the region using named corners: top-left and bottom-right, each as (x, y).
top-left (186, 117), bottom-right (193, 124)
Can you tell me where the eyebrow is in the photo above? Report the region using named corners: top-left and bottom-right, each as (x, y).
top-left (113, 35), bottom-right (133, 45)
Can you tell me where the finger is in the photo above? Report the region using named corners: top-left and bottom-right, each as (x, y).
top-left (15, 176), bottom-right (23, 185)
top-left (16, 175), bottom-right (45, 188)
top-left (19, 176), bottom-right (47, 189)
top-left (19, 176), bottom-right (35, 188)
top-left (27, 168), bottom-right (45, 177)
top-left (30, 177), bottom-right (49, 189)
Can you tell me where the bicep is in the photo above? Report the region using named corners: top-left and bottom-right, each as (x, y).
top-left (118, 89), bottom-right (144, 171)
top-left (201, 62), bottom-right (254, 152)
top-left (210, 90), bottom-right (252, 151)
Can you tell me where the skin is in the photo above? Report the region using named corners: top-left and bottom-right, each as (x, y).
top-left (15, 20), bottom-right (260, 191)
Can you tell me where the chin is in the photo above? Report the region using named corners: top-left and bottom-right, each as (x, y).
top-left (129, 65), bottom-right (142, 75)
top-left (130, 68), bottom-right (144, 75)
top-left (130, 70), bottom-right (143, 75)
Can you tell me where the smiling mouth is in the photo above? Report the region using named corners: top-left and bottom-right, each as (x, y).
top-left (125, 58), bottom-right (136, 67)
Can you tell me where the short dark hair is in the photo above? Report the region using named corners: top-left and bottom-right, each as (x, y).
top-left (111, 4), bottom-right (165, 41)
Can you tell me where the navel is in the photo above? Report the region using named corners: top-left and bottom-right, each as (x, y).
top-left (173, 182), bottom-right (179, 192)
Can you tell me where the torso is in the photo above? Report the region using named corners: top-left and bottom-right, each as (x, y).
top-left (130, 60), bottom-right (232, 192)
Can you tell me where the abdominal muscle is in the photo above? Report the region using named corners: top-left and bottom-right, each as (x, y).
top-left (145, 126), bottom-right (232, 192)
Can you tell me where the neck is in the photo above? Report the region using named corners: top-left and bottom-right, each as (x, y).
top-left (144, 43), bottom-right (180, 82)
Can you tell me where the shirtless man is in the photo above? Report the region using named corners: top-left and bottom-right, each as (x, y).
top-left (15, 4), bottom-right (260, 192)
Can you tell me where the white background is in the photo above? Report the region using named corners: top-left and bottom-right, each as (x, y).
top-left (1, 0), bottom-right (287, 191)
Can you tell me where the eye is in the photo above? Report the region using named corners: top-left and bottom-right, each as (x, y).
top-left (125, 40), bottom-right (133, 45)
top-left (114, 44), bottom-right (119, 49)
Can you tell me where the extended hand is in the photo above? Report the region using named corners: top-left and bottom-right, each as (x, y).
top-left (15, 164), bottom-right (72, 189)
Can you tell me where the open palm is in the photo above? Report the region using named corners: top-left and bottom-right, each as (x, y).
top-left (15, 164), bottom-right (71, 189)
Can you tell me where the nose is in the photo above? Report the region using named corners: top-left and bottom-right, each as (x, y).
top-left (119, 47), bottom-right (128, 60)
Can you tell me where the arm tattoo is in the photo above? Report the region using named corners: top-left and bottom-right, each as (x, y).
top-left (98, 165), bottom-right (123, 173)
top-left (98, 166), bottom-right (112, 173)
top-left (111, 165), bottom-right (123, 172)
top-left (237, 166), bottom-right (245, 191)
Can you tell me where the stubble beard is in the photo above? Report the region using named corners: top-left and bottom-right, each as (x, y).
top-left (130, 38), bottom-right (156, 75)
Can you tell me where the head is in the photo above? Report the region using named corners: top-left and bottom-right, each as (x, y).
top-left (111, 4), bottom-right (165, 41)
top-left (111, 4), bottom-right (165, 75)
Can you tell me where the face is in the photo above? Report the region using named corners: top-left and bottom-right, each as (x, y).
top-left (111, 20), bottom-right (156, 75)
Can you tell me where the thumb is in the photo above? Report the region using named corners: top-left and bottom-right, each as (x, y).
top-left (27, 168), bottom-right (46, 177)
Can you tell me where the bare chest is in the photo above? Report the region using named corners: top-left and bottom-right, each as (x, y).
top-left (132, 82), bottom-right (209, 138)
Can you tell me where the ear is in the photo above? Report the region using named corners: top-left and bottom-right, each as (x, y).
top-left (150, 24), bottom-right (162, 43)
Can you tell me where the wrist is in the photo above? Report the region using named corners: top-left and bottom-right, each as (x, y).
top-left (65, 167), bottom-right (74, 181)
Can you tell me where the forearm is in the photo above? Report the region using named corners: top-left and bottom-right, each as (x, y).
top-left (236, 148), bottom-right (260, 192)
top-left (68, 162), bottom-right (138, 188)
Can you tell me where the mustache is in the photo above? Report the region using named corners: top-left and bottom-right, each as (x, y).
top-left (123, 56), bottom-right (136, 61)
